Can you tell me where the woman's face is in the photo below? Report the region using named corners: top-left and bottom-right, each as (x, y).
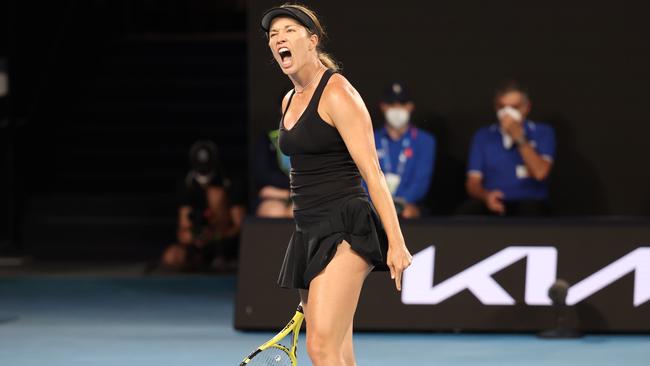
top-left (268, 17), bottom-right (317, 75)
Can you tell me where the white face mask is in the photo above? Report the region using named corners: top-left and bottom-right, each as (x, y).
top-left (497, 106), bottom-right (523, 123)
top-left (497, 106), bottom-right (524, 149)
top-left (385, 107), bottom-right (410, 129)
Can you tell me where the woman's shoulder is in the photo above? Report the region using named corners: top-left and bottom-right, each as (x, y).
top-left (319, 71), bottom-right (370, 127)
top-left (322, 72), bottom-right (361, 104)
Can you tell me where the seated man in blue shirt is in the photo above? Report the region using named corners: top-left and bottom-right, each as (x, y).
top-left (374, 82), bottom-right (436, 218)
top-left (459, 80), bottom-right (556, 216)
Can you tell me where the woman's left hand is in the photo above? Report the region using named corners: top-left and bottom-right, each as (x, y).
top-left (387, 242), bottom-right (412, 291)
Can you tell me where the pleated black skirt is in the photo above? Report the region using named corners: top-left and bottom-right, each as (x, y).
top-left (277, 196), bottom-right (389, 289)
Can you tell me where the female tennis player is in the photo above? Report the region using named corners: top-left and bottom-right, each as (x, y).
top-left (261, 4), bottom-right (412, 365)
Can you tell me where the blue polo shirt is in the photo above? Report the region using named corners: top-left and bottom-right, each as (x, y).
top-left (374, 126), bottom-right (436, 203)
top-left (467, 121), bottom-right (556, 201)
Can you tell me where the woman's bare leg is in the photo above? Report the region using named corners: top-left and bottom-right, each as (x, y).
top-left (299, 241), bottom-right (371, 366)
top-left (298, 294), bottom-right (356, 366)
top-left (341, 322), bottom-right (356, 366)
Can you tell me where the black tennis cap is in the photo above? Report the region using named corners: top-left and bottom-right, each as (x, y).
top-left (261, 6), bottom-right (320, 37)
top-left (381, 82), bottom-right (412, 104)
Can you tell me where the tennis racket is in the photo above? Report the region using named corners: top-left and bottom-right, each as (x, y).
top-left (239, 305), bottom-right (305, 366)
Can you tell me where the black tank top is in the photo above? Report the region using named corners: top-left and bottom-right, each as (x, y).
top-left (278, 69), bottom-right (367, 212)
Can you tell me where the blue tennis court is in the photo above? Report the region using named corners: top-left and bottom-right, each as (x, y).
top-left (1, 276), bottom-right (648, 366)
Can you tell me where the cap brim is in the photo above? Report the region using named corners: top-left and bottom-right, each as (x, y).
top-left (262, 8), bottom-right (295, 32)
top-left (261, 7), bottom-right (317, 36)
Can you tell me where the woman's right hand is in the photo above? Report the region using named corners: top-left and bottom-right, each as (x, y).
top-left (386, 241), bottom-right (412, 291)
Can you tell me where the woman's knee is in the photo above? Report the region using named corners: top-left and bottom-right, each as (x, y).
top-left (306, 330), bottom-right (343, 364)
top-left (305, 333), bottom-right (325, 361)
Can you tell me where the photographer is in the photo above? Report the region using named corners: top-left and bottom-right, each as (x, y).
top-left (161, 141), bottom-right (245, 271)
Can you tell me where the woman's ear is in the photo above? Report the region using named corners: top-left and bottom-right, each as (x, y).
top-left (309, 34), bottom-right (319, 51)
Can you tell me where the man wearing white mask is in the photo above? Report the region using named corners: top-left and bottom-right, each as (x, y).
top-left (374, 82), bottom-right (436, 218)
top-left (460, 80), bottom-right (556, 216)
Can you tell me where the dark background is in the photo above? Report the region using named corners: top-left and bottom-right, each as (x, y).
top-left (0, 0), bottom-right (247, 257)
top-left (0, 0), bottom-right (11, 251)
top-left (1, 0), bottom-right (650, 259)
top-left (248, 0), bottom-right (650, 216)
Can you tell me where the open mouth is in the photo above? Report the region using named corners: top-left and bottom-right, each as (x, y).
top-left (278, 47), bottom-right (293, 68)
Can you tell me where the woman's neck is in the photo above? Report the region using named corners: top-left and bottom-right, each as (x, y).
top-left (289, 60), bottom-right (324, 93)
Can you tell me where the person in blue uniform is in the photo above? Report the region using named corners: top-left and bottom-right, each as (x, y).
top-left (254, 90), bottom-right (295, 218)
top-left (253, 129), bottom-right (293, 217)
top-left (458, 80), bottom-right (556, 216)
top-left (375, 82), bottom-right (436, 218)
top-left (261, 4), bottom-right (412, 366)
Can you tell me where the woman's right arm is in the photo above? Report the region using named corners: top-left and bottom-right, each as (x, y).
top-left (322, 75), bottom-right (412, 290)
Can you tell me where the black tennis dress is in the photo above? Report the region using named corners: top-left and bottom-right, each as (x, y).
top-left (277, 69), bottom-right (389, 289)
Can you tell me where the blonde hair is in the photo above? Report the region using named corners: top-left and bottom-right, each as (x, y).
top-left (279, 3), bottom-right (340, 72)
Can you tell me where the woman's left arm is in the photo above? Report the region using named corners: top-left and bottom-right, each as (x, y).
top-left (322, 76), bottom-right (412, 291)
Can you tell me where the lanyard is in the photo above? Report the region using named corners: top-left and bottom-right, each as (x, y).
top-left (380, 129), bottom-right (411, 177)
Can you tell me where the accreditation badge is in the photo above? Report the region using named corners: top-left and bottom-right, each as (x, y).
top-left (385, 173), bottom-right (401, 195)
top-left (516, 165), bottom-right (530, 179)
